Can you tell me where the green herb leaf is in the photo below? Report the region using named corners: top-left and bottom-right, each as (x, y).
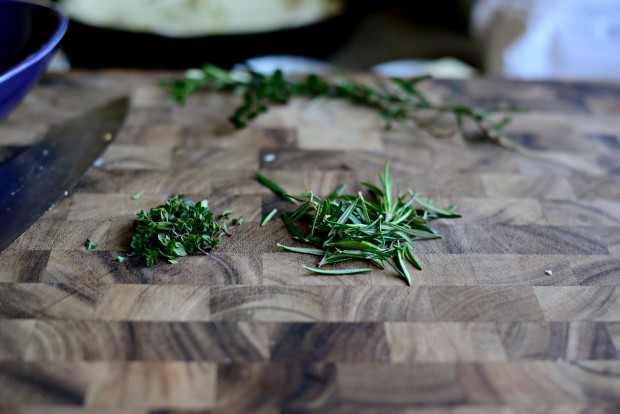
top-left (129, 195), bottom-right (231, 267)
top-left (163, 64), bottom-right (522, 149)
top-left (131, 191), bottom-right (144, 200)
top-left (85, 239), bottom-right (97, 250)
top-left (115, 256), bottom-right (127, 263)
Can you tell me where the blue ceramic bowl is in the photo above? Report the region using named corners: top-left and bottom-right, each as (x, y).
top-left (0, 0), bottom-right (68, 119)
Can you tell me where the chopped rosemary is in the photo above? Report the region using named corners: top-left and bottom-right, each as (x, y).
top-left (258, 162), bottom-right (460, 285)
top-left (129, 194), bottom-right (230, 267)
top-left (163, 63), bottom-right (521, 148)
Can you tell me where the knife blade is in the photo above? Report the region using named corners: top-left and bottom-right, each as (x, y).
top-left (0, 97), bottom-right (129, 253)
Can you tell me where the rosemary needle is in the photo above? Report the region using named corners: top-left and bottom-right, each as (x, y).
top-left (261, 208), bottom-right (278, 227)
top-left (302, 265), bottom-right (373, 275)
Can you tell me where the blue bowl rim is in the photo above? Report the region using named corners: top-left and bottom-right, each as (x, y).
top-left (0, 0), bottom-right (69, 83)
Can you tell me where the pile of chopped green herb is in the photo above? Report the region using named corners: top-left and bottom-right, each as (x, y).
top-left (162, 63), bottom-right (521, 149)
top-left (129, 195), bottom-right (240, 267)
top-left (257, 162), bottom-right (461, 285)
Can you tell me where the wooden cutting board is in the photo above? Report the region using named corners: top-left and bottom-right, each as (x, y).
top-left (1, 71), bottom-right (620, 412)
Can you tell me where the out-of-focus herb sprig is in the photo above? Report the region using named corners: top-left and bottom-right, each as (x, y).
top-left (256, 162), bottom-right (460, 285)
top-left (129, 195), bottom-right (241, 267)
top-left (163, 64), bottom-right (521, 149)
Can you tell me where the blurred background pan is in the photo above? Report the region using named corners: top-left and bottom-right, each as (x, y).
top-left (54, 0), bottom-right (365, 68)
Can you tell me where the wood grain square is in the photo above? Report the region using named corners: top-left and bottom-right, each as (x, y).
top-left (120, 107), bottom-right (173, 136)
top-left (5, 219), bottom-right (115, 252)
top-left (100, 144), bottom-right (173, 171)
top-left (67, 193), bottom-right (171, 221)
top-left (428, 224), bottom-right (609, 255)
top-left (392, 172), bottom-right (486, 199)
top-left (563, 361), bottom-right (620, 404)
top-left (5, 407), bottom-right (146, 414)
top-left (604, 323), bottom-right (620, 353)
top-left (0, 362), bottom-right (92, 406)
top-left (146, 253), bottom-right (262, 286)
top-left (74, 168), bottom-right (167, 194)
top-left (269, 323), bottom-right (390, 363)
top-left (209, 286), bottom-right (436, 322)
top-left (541, 200), bottom-right (620, 227)
top-left (95, 285), bottom-right (210, 321)
top-left (23, 322), bottom-right (272, 363)
top-left (497, 322), bottom-right (618, 360)
top-left (338, 363), bottom-right (467, 405)
top-left (209, 286), bottom-right (325, 322)
top-left (411, 254), bottom-right (577, 287)
top-left (534, 287), bottom-right (620, 321)
top-left (0, 283), bottom-right (98, 320)
top-left (298, 126), bottom-right (383, 151)
top-left (258, 149), bottom-right (387, 173)
top-left (128, 322), bottom-right (271, 362)
top-left (297, 98), bottom-right (383, 131)
top-left (0, 321), bottom-right (36, 360)
top-left (442, 198), bottom-right (546, 226)
top-left (0, 250), bottom-right (50, 283)
top-left (429, 287), bottom-right (545, 321)
top-left (385, 322), bottom-right (507, 362)
top-left (85, 362), bottom-right (216, 409)
top-left (597, 226), bottom-right (620, 256)
top-left (480, 174), bottom-right (575, 200)
top-left (217, 362), bottom-right (337, 413)
top-left (458, 362), bottom-right (586, 406)
top-left (162, 167), bottom-right (259, 196)
top-left (568, 175), bottom-right (620, 201)
top-left (516, 151), bottom-right (607, 177)
top-left (43, 251), bottom-right (149, 285)
top-left (323, 287), bottom-right (436, 322)
top-left (24, 321), bottom-right (133, 362)
top-left (569, 256), bottom-right (620, 286)
top-left (131, 124), bottom-right (183, 147)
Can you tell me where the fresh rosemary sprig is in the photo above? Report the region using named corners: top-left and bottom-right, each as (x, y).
top-left (162, 64), bottom-right (521, 148)
top-left (129, 194), bottom-right (235, 267)
top-left (257, 162), bottom-right (460, 285)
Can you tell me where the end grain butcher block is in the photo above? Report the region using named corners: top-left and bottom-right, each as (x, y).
top-left (1, 71), bottom-right (620, 413)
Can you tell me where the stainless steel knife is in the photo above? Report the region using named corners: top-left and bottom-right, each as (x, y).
top-left (0, 97), bottom-right (129, 253)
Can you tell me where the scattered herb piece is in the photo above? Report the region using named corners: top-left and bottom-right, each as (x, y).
top-left (129, 195), bottom-right (230, 267)
top-left (257, 162), bottom-right (461, 285)
top-left (302, 265), bottom-right (374, 275)
top-left (85, 239), bottom-right (97, 250)
top-left (220, 209), bottom-right (232, 219)
top-left (261, 208), bottom-right (278, 227)
top-left (231, 216), bottom-right (244, 226)
top-left (115, 256), bottom-right (127, 263)
top-left (131, 191), bottom-right (144, 200)
top-left (163, 64), bottom-right (523, 149)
